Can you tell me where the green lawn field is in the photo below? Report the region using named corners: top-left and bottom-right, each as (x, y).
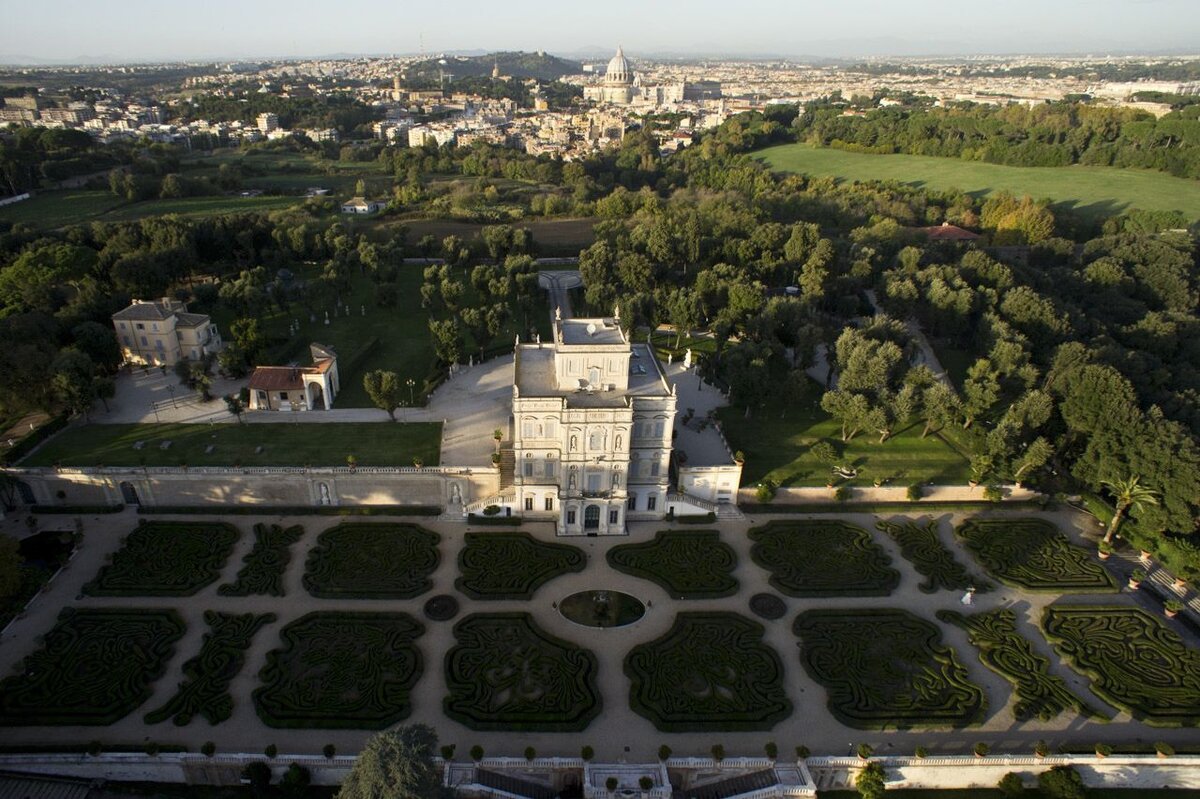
top-left (757, 143), bottom-right (1200, 222)
top-left (0, 190), bottom-right (302, 230)
top-left (717, 401), bottom-right (970, 488)
top-left (23, 421), bottom-right (442, 468)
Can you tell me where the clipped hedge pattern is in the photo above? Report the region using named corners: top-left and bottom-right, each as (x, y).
top-left (443, 612), bottom-right (601, 731)
top-left (748, 520), bottom-right (899, 597)
top-left (955, 518), bottom-right (1116, 593)
top-left (0, 608), bottom-right (185, 726)
top-left (254, 611), bottom-right (424, 729)
top-left (877, 519), bottom-right (983, 593)
top-left (83, 521), bottom-right (238, 597)
top-left (938, 608), bottom-right (1097, 721)
top-left (1042, 605), bottom-right (1200, 726)
top-left (607, 530), bottom-right (738, 599)
top-left (219, 524), bottom-right (303, 597)
top-left (793, 608), bottom-right (986, 729)
top-left (455, 533), bottom-right (585, 600)
top-left (625, 611), bottom-right (792, 732)
top-left (144, 611), bottom-right (275, 726)
top-left (303, 523), bottom-right (440, 599)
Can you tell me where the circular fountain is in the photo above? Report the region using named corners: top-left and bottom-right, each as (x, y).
top-left (559, 589), bottom-right (645, 628)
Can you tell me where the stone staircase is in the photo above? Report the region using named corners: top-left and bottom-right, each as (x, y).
top-left (498, 447), bottom-right (515, 490)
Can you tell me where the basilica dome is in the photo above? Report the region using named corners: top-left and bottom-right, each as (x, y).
top-left (604, 46), bottom-right (633, 86)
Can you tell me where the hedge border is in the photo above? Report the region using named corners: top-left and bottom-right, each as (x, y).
top-left (139, 504), bottom-right (441, 516)
top-left (607, 530), bottom-right (739, 599)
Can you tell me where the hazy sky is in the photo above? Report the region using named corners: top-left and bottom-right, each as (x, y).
top-left (1, 0), bottom-right (1197, 62)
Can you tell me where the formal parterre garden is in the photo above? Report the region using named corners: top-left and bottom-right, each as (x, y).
top-left (625, 611), bottom-right (792, 731)
top-left (793, 608), bottom-right (987, 729)
top-left (302, 522), bottom-right (440, 599)
top-left (443, 612), bottom-right (601, 731)
top-left (955, 517), bottom-right (1117, 593)
top-left (455, 532), bottom-right (585, 599)
top-left (1041, 605), bottom-right (1200, 726)
top-left (938, 608), bottom-right (1098, 722)
top-left (219, 524), bottom-right (304, 597)
top-left (0, 608), bottom-right (185, 726)
top-left (254, 611), bottom-right (425, 729)
top-left (877, 518), bottom-right (984, 593)
top-left (145, 611), bottom-right (275, 726)
top-left (748, 520), bottom-right (899, 596)
top-left (607, 530), bottom-right (739, 599)
top-left (83, 520), bottom-right (239, 596)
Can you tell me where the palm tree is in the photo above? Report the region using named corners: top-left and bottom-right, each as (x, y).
top-left (1100, 475), bottom-right (1159, 544)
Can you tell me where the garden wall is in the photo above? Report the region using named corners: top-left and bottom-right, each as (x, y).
top-left (5, 465), bottom-right (499, 512)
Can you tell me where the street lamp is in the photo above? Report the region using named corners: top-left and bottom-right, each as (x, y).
top-left (150, 402), bottom-right (160, 423)
top-left (406, 378), bottom-right (415, 406)
top-left (166, 384), bottom-right (177, 408)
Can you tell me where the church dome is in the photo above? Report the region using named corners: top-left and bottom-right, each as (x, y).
top-left (604, 45), bottom-right (633, 86)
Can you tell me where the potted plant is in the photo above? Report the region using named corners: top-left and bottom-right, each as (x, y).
top-left (1164, 599), bottom-right (1184, 618)
top-left (493, 428), bottom-right (503, 445)
top-left (606, 777), bottom-right (619, 793)
top-left (1174, 577), bottom-right (1188, 591)
top-left (1097, 540), bottom-right (1113, 560)
top-left (324, 744), bottom-right (336, 759)
top-left (658, 745), bottom-right (672, 761)
top-left (764, 741), bottom-right (778, 760)
top-left (857, 744), bottom-right (873, 760)
top-left (1139, 549), bottom-right (1153, 563)
top-left (346, 454), bottom-right (357, 471)
top-left (581, 746), bottom-right (594, 761)
top-left (1094, 743), bottom-right (1113, 759)
top-left (1155, 742), bottom-right (1175, 758)
top-left (470, 745), bottom-right (484, 762)
top-left (524, 746), bottom-right (536, 762)
top-left (639, 777), bottom-right (654, 791)
top-left (796, 746), bottom-right (810, 760)
top-left (914, 746), bottom-right (928, 759)
top-left (202, 741), bottom-right (216, 758)
top-left (1129, 569), bottom-right (1146, 590)
top-left (973, 743), bottom-right (989, 758)
top-left (412, 456), bottom-right (423, 468)
top-left (711, 744), bottom-right (725, 763)
top-left (491, 452), bottom-right (501, 465)
top-left (441, 745), bottom-right (456, 761)
top-left (1034, 741), bottom-right (1049, 759)
top-left (734, 450), bottom-right (745, 465)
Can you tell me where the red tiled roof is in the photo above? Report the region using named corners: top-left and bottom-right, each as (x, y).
top-left (247, 367), bottom-right (304, 391)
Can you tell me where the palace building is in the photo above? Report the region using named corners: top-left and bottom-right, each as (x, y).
top-left (510, 308), bottom-right (676, 535)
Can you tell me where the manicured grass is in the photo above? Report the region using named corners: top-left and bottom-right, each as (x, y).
top-left (877, 518), bottom-right (984, 593)
top-left (1042, 605), bottom-right (1200, 726)
top-left (607, 530), bottom-right (739, 599)
top-left (455, 532), bottom-right (585, 600)
top-left (83, 520), bottom-right (239, 597)
top-left (144, 611), bottom-right (275, 726)
top-left (303, 523), bottom-right (440, 599)
top-left (938, 608), bottom-right (1098, 722)
top-left (254, 611), bottom-right (425, 729)
top-left (444, 612), bottom-right (601, 731)
top-left (0, 607), bottom-right (185, 726)
top-left (793, 608), bottom-right (987, 730)
top-left (625, 611), bottom-right (792, 732)
top-left (749, 520), bottom-right (899, 597)
top-left (99, 194), bottom-right (301, 221)
top-left (22, 421), bottom-right (442, 467)
top-left (0, 190), bottom-right (128, 228)
top-left (955, 518), bottom-right (1117, 593)
top-left (717, 404), bottom-right (969, 488)
top-left (219, 524), bottom-right (304, 597)
top-left (757, 143), bottom-right (1200, 222)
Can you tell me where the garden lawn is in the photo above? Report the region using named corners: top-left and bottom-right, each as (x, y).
top-left (0, 190), bottom-right (128, 229)
top-left (22, 421), bottom-right (442, 467)
top-left (717, 403), bottom-right (969, 487)
top-left (757, 143), bottom-right (1200, 222)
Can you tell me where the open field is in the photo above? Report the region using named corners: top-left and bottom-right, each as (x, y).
top-left (380, 216), bottom-right (597, 256)
top-left (756, 143), bottom-right (1200, 222)
top-left (717, 401), bottom-right (970, 487)
top-left (21, 421), bottom-right (442, 467)
top-left (0, 189), bottom-right (302, 230)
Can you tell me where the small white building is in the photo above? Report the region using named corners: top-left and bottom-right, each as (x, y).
top-left (340, 197), bottom-right (384, 215)
top-left (247, 344), bottom-right (340, 411)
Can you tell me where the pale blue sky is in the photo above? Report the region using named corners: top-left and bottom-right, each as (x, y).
top-left (1, 0), bottom-right (1196, 63)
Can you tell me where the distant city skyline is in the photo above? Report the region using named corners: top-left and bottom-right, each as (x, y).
top-left (1, 0), bottom-right (1198, 64)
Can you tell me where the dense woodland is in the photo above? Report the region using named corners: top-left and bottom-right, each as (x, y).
top-left (0, 101), bottom-right (1197, 577)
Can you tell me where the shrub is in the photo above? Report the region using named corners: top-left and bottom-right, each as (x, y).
top-left (242, 762), bottom-right (272, 793)
top-left (1095, 743), bottom-right (1113, 757)
top-left (973, 742), bottom-right (989, 757)
top-left (711, 744), bottom-right (725, 762)
top-left (607, 531), bottom-right (739, 599)
top-left (281, 763), bottom-right (311, 794)
top-left (857, 743), bottom-right (873, 759)
top-left (441, 745), bottom-right (456, 761)
top-left (1131, 568), bottom-right (1147, 583)
top-left (581, 745), bottom-right (594, 761)
top-left (323, 744), bottom-right (336, 759)
top-left (658, 744), bottom-right (672, 761)
top-left (1035, 740), bottom-right (1049, 757)
top-left (606, 777), bottom-right (619, 792)
top-left (983, 484), bottom-right (1004, 502)
top-left (265, 744), bottom-right (277, 759)
top-left (811, 440), bottom-right (838, 464)
top-left (856, 762), bottom-right (886, 799)
top-left (1038, 765), bottom-right (1085, 799)
top-left (1156, 742), bottom-right (1175, 757)
top-left (456, 533), bottom-right (586, 600)
top-left (914, 745), bottom-right (928, 758)
top-left (524, 746), bottom-right (536, 761)
top-left (482, 504), bottom-right (501, 516)
top-left (907, 483), bottom-right (923, 501)
top-left (201, 741), bottom-right (216, 757)
top-left (470, 745), bottom-right (484, 762)
top-left (835, 485), bottom-right (852, 502)
top-left (765, 741), bottom-right (778, 759)
top-left (1165, 599), bottom-right (1185, 613)
top-left (145, 741), bottom-right (160, 757)
top-left (639, 777), bottom-right (654, 790)
top-left (755, 480), bottom-right (777, 504)
top-left (998, 772), bottom-right (1024, 798)
top-left (796, 745), bottom-right (810, 759)
top-left (734, 450), bottom-right (745, 463)
top-left (87, 740), bottom-right (102, 757)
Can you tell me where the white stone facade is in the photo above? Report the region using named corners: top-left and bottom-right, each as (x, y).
top-left (512, 315), bottom-right (676, 535)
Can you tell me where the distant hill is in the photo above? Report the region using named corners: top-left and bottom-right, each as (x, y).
top-left (405, 51), bottom-right (582, 82)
